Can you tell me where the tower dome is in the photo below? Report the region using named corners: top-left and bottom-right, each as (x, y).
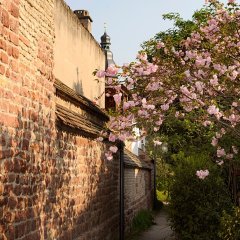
top-left (100, 32), bottom-right (111, 50)
top-left (100, 26), bottom-right (115, 69)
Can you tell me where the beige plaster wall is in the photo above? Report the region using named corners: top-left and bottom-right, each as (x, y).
top-left (54, 0), bottom-right (106, 108)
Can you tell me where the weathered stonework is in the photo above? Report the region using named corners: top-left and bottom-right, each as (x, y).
top-left (124, 151), bottom-right (153, 233)
top-left (0, 0), bottom-right (119, 239)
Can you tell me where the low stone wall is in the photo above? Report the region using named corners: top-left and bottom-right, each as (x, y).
top-left (50, 131), bottom-right (119, 240)
top-left (124, 151), bottom-right (153, 233)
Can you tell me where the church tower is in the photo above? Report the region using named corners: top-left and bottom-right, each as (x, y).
top-left (100, 27), bottom-right (115, 69)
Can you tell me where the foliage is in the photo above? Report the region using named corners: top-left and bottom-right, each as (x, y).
top-left (157, 190), bottom-right (168, 202)
top-left (169, 153), bottom-right (233, 240)
top-left (130, 210), bottom-right (154, 235)
top-left (96, 0), bottom-right (240, 170)
top-left (219, 207), bottom-right (240, 240)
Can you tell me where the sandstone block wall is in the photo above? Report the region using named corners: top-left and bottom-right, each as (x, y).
top-left (0, 0), bottom-right (119, 239)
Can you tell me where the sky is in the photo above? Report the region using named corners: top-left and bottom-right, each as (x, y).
top-left (65, 0), bottom-right (233, 65)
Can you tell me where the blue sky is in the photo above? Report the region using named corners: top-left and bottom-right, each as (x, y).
top-left (65, 0), bottom-right (233, 65)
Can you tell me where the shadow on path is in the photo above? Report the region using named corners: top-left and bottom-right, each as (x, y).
top-left (138, 208), bottom-right (175, 240)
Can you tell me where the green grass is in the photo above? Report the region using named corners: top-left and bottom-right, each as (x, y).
top-left (126, 209), bottom-right (154, 240)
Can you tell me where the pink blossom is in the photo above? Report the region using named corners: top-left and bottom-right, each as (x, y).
top-left (183, 105), bottom-right (193, 112)
top-left (123, 102), bottom-right (130, 110)
top-left (105, 152), bottom-right (113, 161)
top-left (109, 146), bottom-right (118, 153)
top-left (195, 81), bottom-right (204, 93)
top-left (180, 86), bottom-right (190, 96)
top-left (113, 93), bottom-right (122, 106)
top-left (106, 64), bottom-right (118, 76)
top-left (217, 148), bottom-right (226, 158)
top-left (147, 82), bottom-right (160, 91)
top-left (118, 133), bottom-right (127, 142)
top-left (107, 78), bottom-right (113, 85)
top-left (156, 41), bottom-right (165, 49)
top-left (220, 128), bottom-right (226, 135)
top-left (216, 132), bottom-right (222, 139)
top-left (196, 170), bottom-right (209, 180)
top-left (232, 102), bottom-right (238, 107)
top-left (230, 70), bottom-right (238, 80)
top-left (156, 119), bottom-right (163, 126)
top-left (96, 137), bottom-right (103, 142)
top-left (96, 70), bottom-right (106, 78)
top-left (123, 101), bottom-right (135, 110)
top-left (211, 137), bottom-right (218, 146)
top-left (142, 98), bottom-right (147, 105)
top-left (184, 70), bottom-right (191, 78)
top-left (207, 105), bottom-right (222, 119)
top-left (207, 105), bottom-right (218, 115)
top-left (161, 104), bottom-right (169, 111)
top-left (137, 53), bottom-right (147, 61)
top-left (210, 75), bottom-right (218, 86)
top-left (147, 105), bottom-right (155, 110)
top-left (228, 114), bottom-right (240, 125)
top-left (109, 133), bottom-right (116, 142)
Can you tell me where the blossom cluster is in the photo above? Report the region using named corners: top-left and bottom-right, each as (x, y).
top-left (196, 170), bottom-right (210, 180)
top-left (95, 1), bottom-right (240, 173)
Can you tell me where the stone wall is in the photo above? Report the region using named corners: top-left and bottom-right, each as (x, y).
top-left (54, 0), bottom-right (106, 108)
top-left (124, 167), bottom-right (153, 233)
top-left (0, 0), bottom-right (119, 239)
top-left (0, 0), bottom-right (56, 239)
top-left (48, 132), bottom-right (119, 240)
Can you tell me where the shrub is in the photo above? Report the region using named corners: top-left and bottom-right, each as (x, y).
top-left (157, 190), bottom-right (169, 202)
top-left (131, 210), bottom-right (154, 233)
top-left (169, 153), bottom-right (233, 240)
top-left (219, 207), bottom-right (240, 240)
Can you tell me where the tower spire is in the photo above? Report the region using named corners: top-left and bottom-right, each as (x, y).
top-left (100, 24), bottom-right (111, 50)
top-left (104, 22), bottom-right (107, 33)
top-left (100, 24), bottom-right (115, 69)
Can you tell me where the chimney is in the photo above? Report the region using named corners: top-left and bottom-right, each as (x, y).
top-left (74, 10), bottom-right (93, 33)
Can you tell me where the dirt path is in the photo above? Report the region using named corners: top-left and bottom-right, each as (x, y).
top-left (137, 209), bottom-right (175, 240)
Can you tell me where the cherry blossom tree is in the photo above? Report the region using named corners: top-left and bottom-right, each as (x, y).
top-left (96, 0), bottom-right (240, 176)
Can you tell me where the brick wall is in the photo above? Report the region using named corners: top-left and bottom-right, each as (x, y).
top-left (0, 0), bottom-right (119, 239)
top-left (48, 132), bottom-right (119, 240)
top-left (124, 167), bottom-right (153, 233)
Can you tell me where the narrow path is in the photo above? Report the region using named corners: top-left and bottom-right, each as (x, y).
top-left (137, 208), bottom-right (175, 240)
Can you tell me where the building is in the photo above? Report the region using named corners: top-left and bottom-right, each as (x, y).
top-left (0, 0), bottom-right (153, 239)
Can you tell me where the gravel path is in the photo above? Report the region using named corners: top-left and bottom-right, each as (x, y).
top-left (137, 209), bottom-right (175, 240)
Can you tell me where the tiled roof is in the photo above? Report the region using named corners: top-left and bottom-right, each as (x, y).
top-left (56, 104), bottom-right (104, 137)
top-left (54, 79), bottom-right (109, 121)
top-left (54, 79), bottom-right (108, 137)
top-left (124, 149), bottom-right (152, 170)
